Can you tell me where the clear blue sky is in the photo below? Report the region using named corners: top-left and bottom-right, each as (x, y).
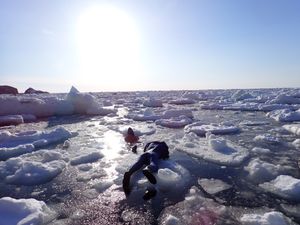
top-left (0, 0), bottom-right (300, 92)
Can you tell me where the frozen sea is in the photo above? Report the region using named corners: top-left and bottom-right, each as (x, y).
top-left (1, 87), bottom-right (300, 225)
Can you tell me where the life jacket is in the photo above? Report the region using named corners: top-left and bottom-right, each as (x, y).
top-left (125, 134), bottom-right (139, 144)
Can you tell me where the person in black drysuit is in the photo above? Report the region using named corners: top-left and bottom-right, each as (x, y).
top-left (122, 141), bottom-right (169, 197)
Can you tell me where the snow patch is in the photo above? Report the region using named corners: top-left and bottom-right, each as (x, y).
top-left (0, 127), bottom-right (75, 160)
top-left (0, 150), bottom-right (66, 185)
top-left (259, 175), bottom-right (300, 201)
top-left (244, 158), bottom-right (282, 183)
top-left (0, 197), bottom-right (54, 225)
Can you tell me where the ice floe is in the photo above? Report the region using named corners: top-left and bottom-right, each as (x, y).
top-left (143, 98), bottom-right (163, 107)
top-left (198, 178), bottom-right (231, 195)
top-left (267, 109), bottom-right (300, 122)
top-left (0, 197), bottom-right (54, 225)
top-left (283, 124), bottom-right (300, 136)
top-left (253, 134), bottom-right (281, 144)
top-left (0, 150), bottom-right (66, 185)
top-left (127, 108), bottom-right (161, 121)
top-left (240, 211), bottom-right (292, 225)
top-left (292, 139), bottom-right (300, 149)
top-left (177, 133), bottom-right (249, 166)
top-left (168, 98), bottom-right (196, 105)
top-left (67, 86), bottom-right (115, 116)
top-left (162, 109), bottom-right (193, 119)
top-left (70, 151), bottom-right (104, 166)
top-left (240, 120), bottom-right (269, 126)
top-left (269, 94), bottom-right (300, 105)
top-left (155, 160), bottom-right (190, 193)
top-left (259, 175), bottom-right (300, 201)
top-left (156, 115), bottom-right (192, 128)
top-left (0, 127), bottom-right (75, 160)
top-left (232, 90), bottom-right (254, 101)
top-left (158, 186), bottom-right (227, 225)
top-left (184, 122), bottom-right (240, 136)
top-left (0, 86), bottom-right (114, 120)
top-left (244, 158), bottom-right (282, 183)
top-left (251, 147), bottom-right (271, 154)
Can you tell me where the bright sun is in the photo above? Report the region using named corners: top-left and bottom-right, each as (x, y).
top-left (76, 5), bottom-right (141, 90)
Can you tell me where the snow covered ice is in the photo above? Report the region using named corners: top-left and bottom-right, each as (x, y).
top-left (1, 87), bottom-right (300, 224)
top-left (0, 197), bottom-right (54, 225)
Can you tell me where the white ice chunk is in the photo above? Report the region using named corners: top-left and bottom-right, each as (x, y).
top-left (259, 175), bottom-right (300, 201)
top-left (156, 115), bottom-right (192, 128)
top-left (177, 133), bottom-right (249, 166)
top-left (251, 147), bottom-right (271, 154)
top-left (67, 86), bottom-right (115, 116)
top-left (158, 186), bottom-right (226, 225)
top-left (169, 98), bottom-right (196, 105)
top-left (70, 152), bottom-right (103, 166)
top-left (240, 211), bottom-right (291, 225)
top-left (184, 122), bottom-right (239, 136)
top-left (0, 150), bottom-right (66, 186)
top-left (0, 197), bottom-right (53, 225)
top-left (93, 180), bottom-right (114, 193)
top-left (240, 120), bottom-right (269, 126)
top-left (182, 92), bottom-right (201, 100)
top-left (267, 109), bottom-right (300, 122)
top-left (283, 124), bottom-right (300, 136)
top-left (259, 104), bottom-right (296, 112)
top-left (200, 103), bottom-right (224, 110)
top-left (198, 178), bottom-right (231, 194)
top-left (143, 98), bottom-right (163, 107)
top-left (162, 109), bottom-right (193, 119)
top-left (0, 144), bottom-right (35, 161)
top-left (232, 90), bottom-right (254, 101)
top-left (5, 160), bottom-right (66, 185)
top-left (223, 102), bottom-right (259, 111)
top-left (162, 215), bottom-right (180, 225)
top-left (156, 160), bottom-right (190, 193)
top-left (270, 94), bottom-right (300, 105)
top-left (0, 94), bottom-right (74, 117)
top-left (244, 158), bottom-right (282, 183)
top-left (253, 134), bottom-right (281, 144)
top-left (292, 139), bottom-right (300, 149)
top-left (0, 127), bottom-right (74, 160)
top-left (127, 108), bottom-right (161, 121)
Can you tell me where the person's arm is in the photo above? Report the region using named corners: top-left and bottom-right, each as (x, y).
top-left (143, 141), bottom-right (161, 152)
top-left (147, 153), bottom-right (159, 173)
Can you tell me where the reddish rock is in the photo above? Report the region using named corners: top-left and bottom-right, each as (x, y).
top-left (24, 87), bottom-right (49, 94)
top-left (0, 85), bottom-right (18, 95)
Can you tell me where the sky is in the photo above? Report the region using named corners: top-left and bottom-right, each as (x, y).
top-left (0, 0), bottom-right (300, 93)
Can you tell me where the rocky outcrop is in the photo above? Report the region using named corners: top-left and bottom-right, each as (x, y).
top-left (24, 87), bottom-right (49, 94)
top-left (0, 85), bottom-right (18, 95)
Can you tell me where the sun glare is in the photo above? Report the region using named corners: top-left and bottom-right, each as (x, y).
top-left (76, 5), bottom-right (141, 89)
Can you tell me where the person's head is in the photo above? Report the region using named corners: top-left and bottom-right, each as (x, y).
top-left (160, 142), bottom-right (169, 160)
top-left (127, 127), bottom-right (134, 136)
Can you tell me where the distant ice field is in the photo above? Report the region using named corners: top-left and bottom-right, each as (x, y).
top-left (1, 87), bottom-right (300, 225)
